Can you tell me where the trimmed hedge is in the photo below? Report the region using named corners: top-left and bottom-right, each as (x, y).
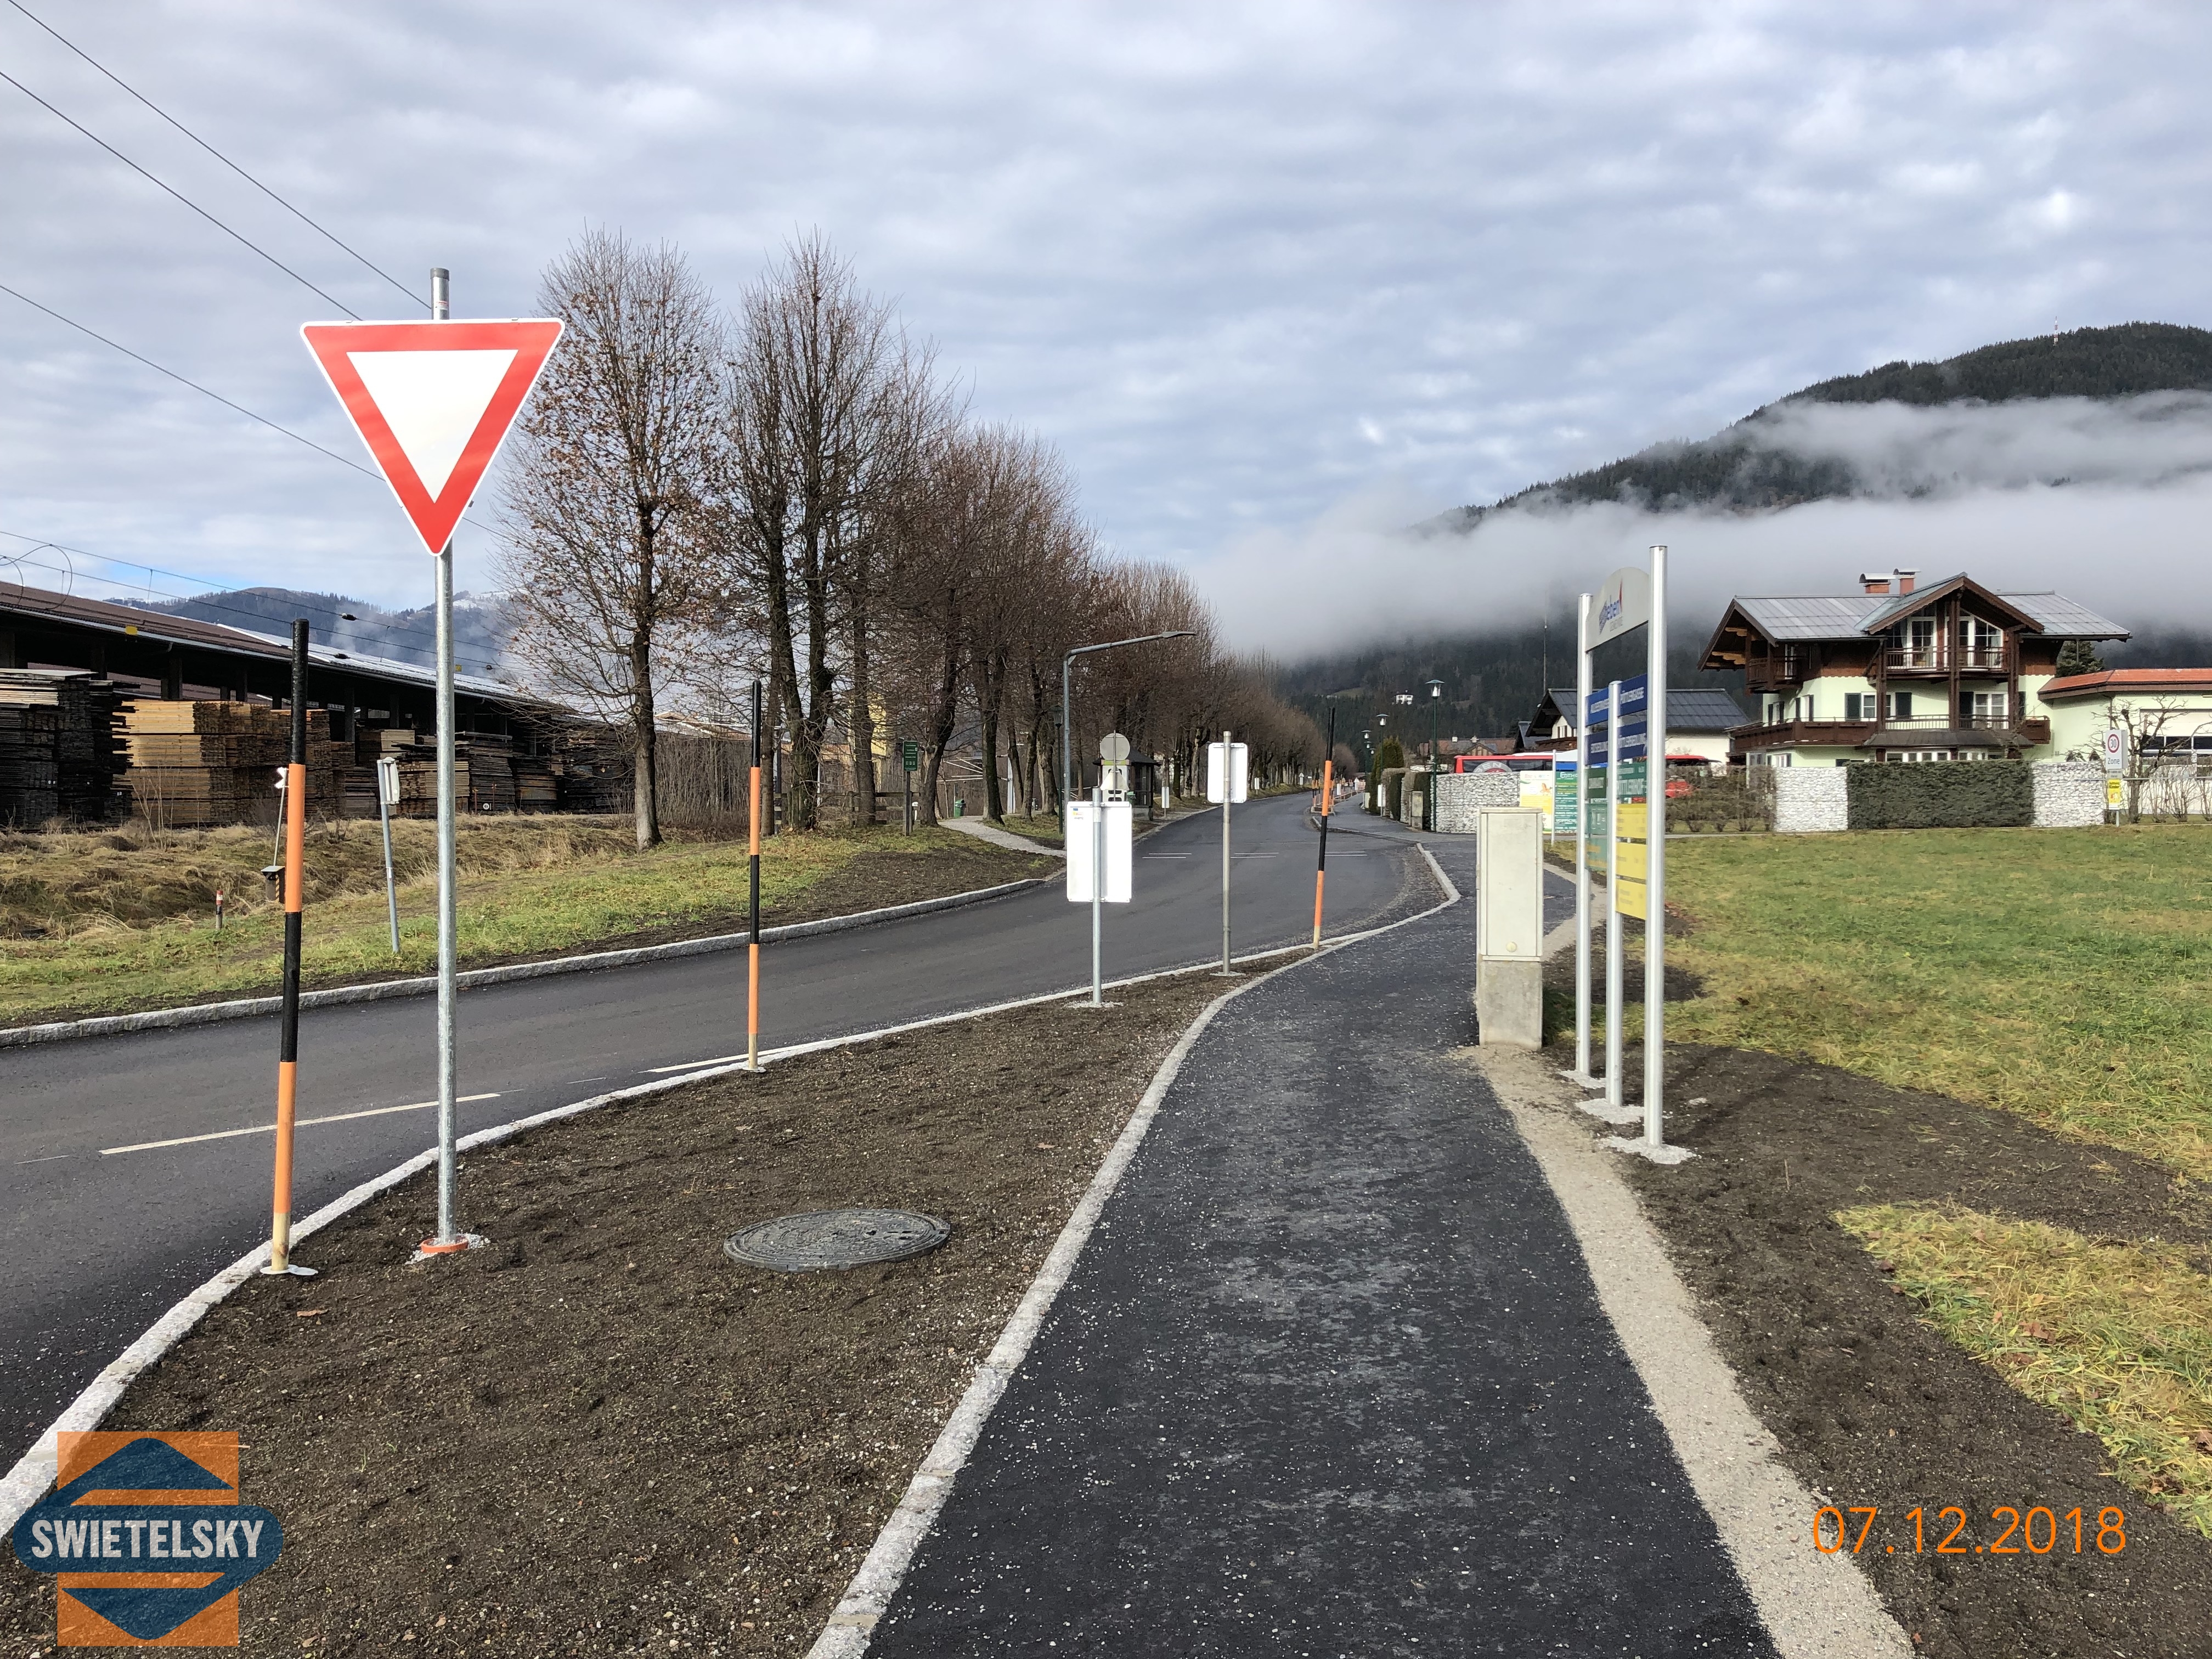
top-left (1845, 760), bottom-right (2034, 830)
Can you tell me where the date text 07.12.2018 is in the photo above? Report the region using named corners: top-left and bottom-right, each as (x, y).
top-left (1813, 1505), bottom-right (2126, 1556)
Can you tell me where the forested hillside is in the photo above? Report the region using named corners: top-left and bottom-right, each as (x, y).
top-left (1425, 322), bottom-right (2212, 522)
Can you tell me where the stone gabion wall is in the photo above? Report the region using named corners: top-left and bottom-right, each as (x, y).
top-left (1432, 770), bottom-right (1521, 832)
top-left (1773, 767), bottom-right (1848, 832)
top-left (2032, 760), bottom-right (2106, 828)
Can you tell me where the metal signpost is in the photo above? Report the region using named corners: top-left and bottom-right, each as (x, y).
top-left (1575, 549), bottom-right (1675, 1155)
top-left (901, 739), bottom-right (920, 833)
top-left (1066, 734), bottom-right (1133, 1006)
top-left (1568, 593), bottom-right (1596, 1087)
top-left (302, 274), bottom-right (563, 1260)
top-left (375, 754), bottom-right (402, 954)
top-left (1312, 707), bottom-right (1335, 947)
top-left (1206, 731), bottom-right (1249, 973)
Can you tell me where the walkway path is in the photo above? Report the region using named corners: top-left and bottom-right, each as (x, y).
top-left (864, 895), bottom-right (1776, 1656)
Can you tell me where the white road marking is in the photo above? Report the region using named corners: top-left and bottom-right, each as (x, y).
top-left (100, 1093), bottom-right (502, 1156)
top-left (15, 1154), bottom-right (70, 1164)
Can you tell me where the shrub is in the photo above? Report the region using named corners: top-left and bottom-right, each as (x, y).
top-left (1845, 760), bottom-right (2034, 829)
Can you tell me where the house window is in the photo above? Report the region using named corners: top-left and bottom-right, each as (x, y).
top-left (1844, 692), bottom-right (1865, 721)
top-left (1781, 644), bottom-right (1801, 680)
top-left (1894, 750), bottom-right (1951, 763)
top-left (1968, 690), bottom-right (2007, 725)
top-left (1885, 691), bottom-right (1914, 719)
top-left (1962, 617), bottom-right (2005, 668)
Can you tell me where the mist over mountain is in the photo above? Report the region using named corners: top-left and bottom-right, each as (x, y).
top-left (124, 588), bottom-right (514, 679)
top-left (1257, 323), bottom-right (2212, 741)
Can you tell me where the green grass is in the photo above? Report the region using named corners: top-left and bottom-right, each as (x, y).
top-left (1663, 825), bottom-right (2212, 1181)
top-left (992, 812), bottom-right (1065, 847)
top-left (1837, 1203), bottom-right (2212, 1538)
top-left (0, 822), bottom-right (998, 1026)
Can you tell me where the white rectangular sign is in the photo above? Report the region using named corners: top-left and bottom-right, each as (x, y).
top-left (1065, 800), bottom-right (1133, 902)
top-left (1593, 566), bottom-right (1652, 646)
top-left (1475, 807), bottom-right (1544, 960)
top-left (375, 754), bottom-right (403, 808)
top-left (1205, 741), bottom-right (1249, 804)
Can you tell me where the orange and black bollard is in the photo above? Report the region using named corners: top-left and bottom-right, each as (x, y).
top-left (747, 676), bottom-right (764, 1071)
top-left (1312, 708), bottom-right (1335, 948)
top-left (263, 619), bottom-right (317, 1278)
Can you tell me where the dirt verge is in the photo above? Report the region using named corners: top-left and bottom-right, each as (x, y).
top-left (1573, 1038), bottom-right (2212, 1659)
top-left (0, 970), bottom-right (1222, 1655)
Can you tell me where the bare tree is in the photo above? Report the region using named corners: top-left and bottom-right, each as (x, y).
top-left (721, 233), bottom-right (912, 830)
top-left (500, 229), bottom-right (725, 849)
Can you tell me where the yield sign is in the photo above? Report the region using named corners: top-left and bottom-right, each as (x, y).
top-left (301, 319), bottom-right (563, 554)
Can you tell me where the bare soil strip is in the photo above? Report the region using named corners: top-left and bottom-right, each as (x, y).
top-left (0, 972), bottom-right (1220, 1656)
top-left (1585, 1038), bottom-right (2212, 1659)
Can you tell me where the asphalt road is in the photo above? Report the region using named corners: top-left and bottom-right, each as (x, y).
top-left (0, 793), bottom-right (1426, 1470)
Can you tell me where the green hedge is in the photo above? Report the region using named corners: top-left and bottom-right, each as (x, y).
top-left (1844, 760), bottom-right (2033, 830)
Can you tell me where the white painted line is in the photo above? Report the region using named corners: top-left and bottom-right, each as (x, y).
top-left (1480, 1050), bottom-right (1910, 1658)
top-left (100, 1093), bottom-right (501, 1156)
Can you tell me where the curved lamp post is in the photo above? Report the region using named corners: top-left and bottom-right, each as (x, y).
top-left (1061, 632), bottom-right (1196, 810)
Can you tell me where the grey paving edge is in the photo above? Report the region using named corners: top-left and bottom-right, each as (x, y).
top-left (0, 877), bottom-right (1046, 1051)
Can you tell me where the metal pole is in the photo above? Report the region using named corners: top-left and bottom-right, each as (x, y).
top-left (1573, 594), bottom-right (1594, 1084)
top-left (261, 618), bottom-right (315, 1277)
top-left (422, 263), bottom-right (468, 1256)
top-left (1219, 728), bottom-right (1233, 973)
top-left (1645, 545), bottom-right (1669, 1148)
top-left (1090, 783), bottom-right (1105, 1006)
top-left (379, 782), bottom-right (399, 955)
top-left (748, 677), bottom-right (763, 1070)
top-left (1604, 678), bottom-right (1624, 1112)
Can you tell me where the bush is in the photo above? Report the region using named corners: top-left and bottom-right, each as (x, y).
top-left (1846, 760), bottom-right (2034, 830)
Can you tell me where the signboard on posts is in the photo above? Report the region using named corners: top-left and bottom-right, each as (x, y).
top-left (1065, 799), bottom-right (1133, 902)
top-left (1206, 740), bottom-right (1249, 804)
top-left (1593, 566), bottom-right (1652, 646)
top-left (901, 741), bottom-right (921, 774)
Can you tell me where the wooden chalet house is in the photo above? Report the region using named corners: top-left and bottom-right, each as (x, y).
top-left (1699, 570), bottom-right (2129, 765)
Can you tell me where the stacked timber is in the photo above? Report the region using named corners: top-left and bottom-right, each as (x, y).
top-left (0, 669), bottom-right (128, 826)
top-left (371, 726), bottom-right (532, 816)
top-left (120, 701), bottom-right (342, 827)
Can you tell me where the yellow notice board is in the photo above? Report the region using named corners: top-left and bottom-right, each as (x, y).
top-left (1615, 801), bottom-right (1649, 919)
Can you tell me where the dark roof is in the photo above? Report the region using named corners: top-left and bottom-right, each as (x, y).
top-left (1666, 689), bottom-right (1748, 731)
top-left (0, 579), bottom-right (522, 702)
top-left (1724, 585), bottom-right (2126, 644)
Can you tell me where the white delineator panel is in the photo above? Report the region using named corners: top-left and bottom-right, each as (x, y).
top-left (1065, 800), bottom-right (1133, 903)
top-left (346, 349), bottom-right (517, 498)
top-left (301, 319), bottom-right (563, 555)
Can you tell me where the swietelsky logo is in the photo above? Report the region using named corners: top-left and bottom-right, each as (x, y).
top-left (10, 1432), bottom-right (283, 1646)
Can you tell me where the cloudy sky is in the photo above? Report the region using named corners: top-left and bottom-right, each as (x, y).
top-left (5, 1), bottom-right (2209, 654)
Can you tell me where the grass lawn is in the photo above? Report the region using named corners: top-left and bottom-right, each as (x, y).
top-left (0, 820), bottom-right (1027, 1026)
top-left (1664, 823), bottom-right (2212, 1182)
top-left (1838, 1204), bottom-right (2212, 1538)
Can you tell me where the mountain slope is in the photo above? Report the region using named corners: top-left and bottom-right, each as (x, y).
top-left (125, 587), bottom-right (511, 676)
top-left (1432, 321), bottom-right (2212, 522)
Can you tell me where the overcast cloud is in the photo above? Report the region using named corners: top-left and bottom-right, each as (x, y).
top-left (4, 2), bottom-right (2209, 653)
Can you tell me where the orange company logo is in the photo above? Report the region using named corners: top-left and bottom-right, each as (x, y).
top-left (9, 1431), bottom-right (283, 1646)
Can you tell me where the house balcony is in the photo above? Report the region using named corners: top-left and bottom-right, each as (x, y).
top-left (1730, 715), bottom-right (2050, 755)
top-left (1881, 646), bottom-right (2009, 674)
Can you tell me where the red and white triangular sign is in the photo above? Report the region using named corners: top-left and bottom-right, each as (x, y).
top-left (302, 319), bottom-right (563, 555)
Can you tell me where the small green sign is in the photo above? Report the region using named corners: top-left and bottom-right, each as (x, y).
top-left (900, 741), bottom-right (920, 773)
top-left (1621, 759), bottom-right (1648, 802)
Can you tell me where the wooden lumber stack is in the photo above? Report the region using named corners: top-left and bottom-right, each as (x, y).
top-left (0, 669), bottom-right (128, 827)
top-left (120, 701), bottom-right (342, 827)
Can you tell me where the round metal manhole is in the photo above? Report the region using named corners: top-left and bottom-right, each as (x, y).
top-left (723, 1207), bottom-right (950, 1272)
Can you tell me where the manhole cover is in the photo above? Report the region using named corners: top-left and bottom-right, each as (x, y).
top-left (723, 1208), bottom-right (950, 1272)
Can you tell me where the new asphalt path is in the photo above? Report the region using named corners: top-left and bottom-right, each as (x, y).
top-left (0, 793), bottom-right (1427, 1472)
top-left (865, 853), bottom-right (1763, 1657)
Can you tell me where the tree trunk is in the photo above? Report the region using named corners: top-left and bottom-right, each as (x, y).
top-left (848, 549), bottom-right (879, 824)
top-left (630, 630), bottom-right (659, 849)
top-left (917, 612), bottom-right (962, 826)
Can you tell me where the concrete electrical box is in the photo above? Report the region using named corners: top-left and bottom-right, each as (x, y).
top-left (1475, 805), bottom-right (1544, 1047)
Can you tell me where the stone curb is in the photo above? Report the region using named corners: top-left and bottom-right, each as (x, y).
top-left (0, 878), bottom-right (1047, 1051)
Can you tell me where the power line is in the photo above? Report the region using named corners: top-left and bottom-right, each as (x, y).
top-left (0, 281), bottom-right (379, 478)
top-left (0, 63), bottom-right (361, 318)
top-left (4, 0), bottom-right (423, 312)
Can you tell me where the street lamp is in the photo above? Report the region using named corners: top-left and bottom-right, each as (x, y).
top-left (1426, 679), bottom-right (1443, 831)
top-left (1061, 632), bottom-right (1196, 811)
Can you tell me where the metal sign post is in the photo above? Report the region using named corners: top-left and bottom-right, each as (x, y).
top-left (1643, 544), bottom-right (1670, 1152)
top-left (1312, 707), bottom-right (1335, 947)
top-left (1207, 731), bottom-right (1248, 973)
top-left (901, 739), bottom-right (919, 833)
top-left (375, 754), bottom-right (401, 955)
top-left (1603, 678), bottom-right (1625, 1113)
top-left (1570, 592), bottom-right (1596, 1087)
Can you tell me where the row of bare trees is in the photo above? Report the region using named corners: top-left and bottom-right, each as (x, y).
top-left (499, 228), bottom-right (1321, 847)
